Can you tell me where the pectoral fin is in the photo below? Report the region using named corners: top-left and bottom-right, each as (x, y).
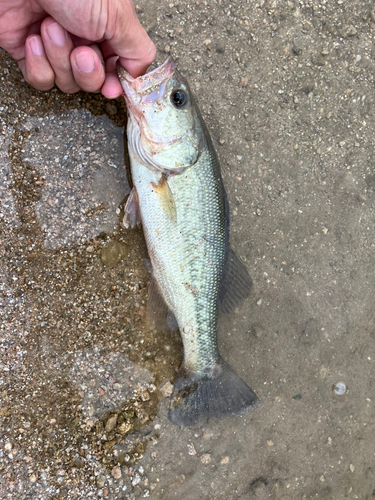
top-left (122, 187), bottom-right (141, 229)
top-left (151, 174), bottom-right (177, 224)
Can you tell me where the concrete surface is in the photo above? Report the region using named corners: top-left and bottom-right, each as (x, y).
top-left (1, 1), bottom-right (375, 499)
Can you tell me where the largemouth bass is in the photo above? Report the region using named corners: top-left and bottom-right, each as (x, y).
top-left (117, 58), bottom-right (260, 426)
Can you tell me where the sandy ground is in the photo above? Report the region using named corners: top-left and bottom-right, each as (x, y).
top-left (1, 1), bottom-right (375, 499)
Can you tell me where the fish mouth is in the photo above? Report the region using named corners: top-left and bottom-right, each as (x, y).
top-left (117, 58), bottom-right (176, 106)
top-left (118, 58), bottom-right (185, 156)
top-left (117, 58), bottom-right (200, 174)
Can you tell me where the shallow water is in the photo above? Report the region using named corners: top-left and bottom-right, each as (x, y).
top-left (1, 1), bottom-right (375, 498)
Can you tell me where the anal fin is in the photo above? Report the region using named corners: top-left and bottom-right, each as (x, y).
top-left (147, 275), bottom-right (168, 331)
top-left (146, 274), bottom-right (178, 333)
top-left (218, 247), bottom-right (253, 314)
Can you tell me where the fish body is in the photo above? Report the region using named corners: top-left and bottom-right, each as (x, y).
top-left (118, 59), bottom-right (259, 426)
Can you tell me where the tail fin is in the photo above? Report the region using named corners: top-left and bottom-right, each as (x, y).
top-left (168, 357), bottom-right (260, 427)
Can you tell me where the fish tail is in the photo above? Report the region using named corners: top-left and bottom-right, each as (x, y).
top-left (168, 357), bottom-right (260, 427)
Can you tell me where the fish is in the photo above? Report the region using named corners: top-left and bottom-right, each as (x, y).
top-left (117, 58), bottom-right (260, 426)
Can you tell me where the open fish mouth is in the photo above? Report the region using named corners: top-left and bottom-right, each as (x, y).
top-left (117, 58), bottom-right (183, 147)
top-left (117, 58), bottom-right (176, 105)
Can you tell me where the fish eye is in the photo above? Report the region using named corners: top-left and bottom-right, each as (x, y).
top-left (171, 89), bottom-right (188, 108)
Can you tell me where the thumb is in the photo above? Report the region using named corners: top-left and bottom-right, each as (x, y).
top-left (105, 0), bottom-right (156, 77)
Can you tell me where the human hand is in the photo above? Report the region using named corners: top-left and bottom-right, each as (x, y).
top-left (0, 0), bottom-right (156, 98)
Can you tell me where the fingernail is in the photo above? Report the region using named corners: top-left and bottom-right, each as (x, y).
top-left (46, 22), bottom-right (66, 46)
top-left (74, 53), bottom-right (95, 73)
top-left (29, 37), bottom-right (44, 57)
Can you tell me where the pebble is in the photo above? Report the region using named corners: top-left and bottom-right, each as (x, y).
top-left (220, 456), bottom-right (230, 464)
top-left (96, 475), bottom-right (106, 488)
top-left (340, 25), bottom-right (357, 38)
top-left (187, 443), bottom-right (197, 456)
top-left (112, 467), bottom-right (122, 479)
top-left (141, 390), bottom-right (150, 401)
top-left (239, 77), bottom-right (248, 87)
top-left (200, 453), bottom-right (211, 464)
top-left (160, 380), bottom-right (173, 397)
top-left (216, 43), bottom-right (225, 53)
top-left (118, 422), bottom-right (132, 434)
top-left (204, 39), bottom-right (212, 46)
top-left (105, 415), bottom-right (118, 432)
top-left (132, 473), bottom-right (142, 486)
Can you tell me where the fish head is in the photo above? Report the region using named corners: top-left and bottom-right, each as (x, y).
top-left (117, 58), bottom-right (202, 174)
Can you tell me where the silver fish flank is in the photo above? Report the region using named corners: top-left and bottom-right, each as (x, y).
top-left (118, 58), bottom-right (260, 426)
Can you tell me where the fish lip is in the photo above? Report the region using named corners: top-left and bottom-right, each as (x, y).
top-left (116, 58), bottom-right (176, 102)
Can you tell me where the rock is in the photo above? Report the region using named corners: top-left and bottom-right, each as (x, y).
top-left (239, 77), bottom-right (248, 87)
top-left (300, 80), bottom-right (315, 94)
top-left (292, 42), bottom-right (303, 55)
top-left (200, 453), bottom-right (211, 464)
top-left (141, 390), bottom-right (150, 401)
top-left (96, 475), bottom-right (106, 488)
top-left (340, 25), bottom-right (357, 38)
top-left (216, 43), bottom-right (225, 53)
top-left (112, 467), bottom-right (122, 479)
top-left (160, 380), bottom-right (173, 397)
top-left (187, 443), bottom-right (197, 455)
top-left (118, 422), bottom-right (132, 434)
top-left (105, 415), bottom-right (118, 432)
top-left (132, 473), bottom-right (142, 486)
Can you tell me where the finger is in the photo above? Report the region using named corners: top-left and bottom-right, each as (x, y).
top-left (105, 1), bottom-right (156, 77)
top-left (101, 73), bottom-right (123, 100)
top-left (71, 45), bottom-right (106, 93)
top-left (41, 17), bottom-right (80, 94)
top-left (23, 35), bottom-right (55, 91)
top-left (118, 40), bottom-right (156, 78)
